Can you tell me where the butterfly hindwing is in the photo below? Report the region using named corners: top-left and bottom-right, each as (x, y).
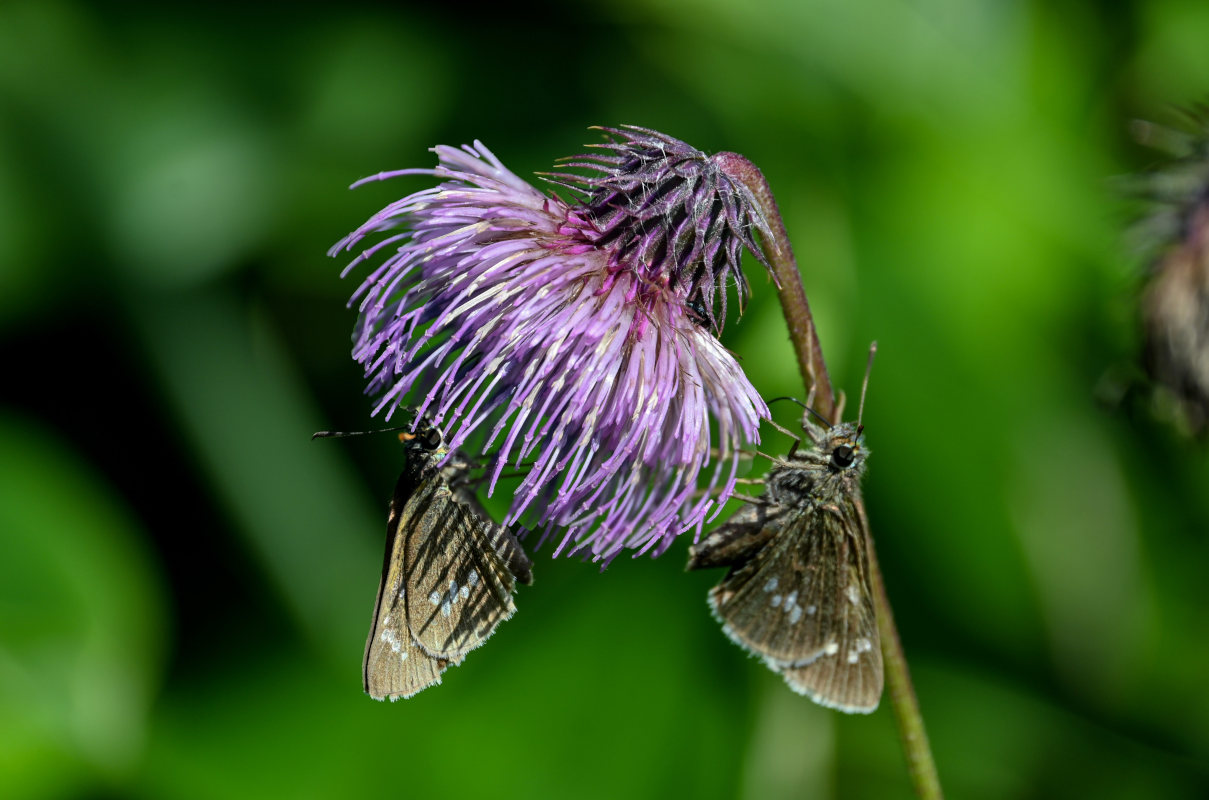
top-left (778, 497), bottom-right (881, 712)
top-left (457, 483), bottom-right (534, 587)
top-left (403, 477), bottom-right (522, 661)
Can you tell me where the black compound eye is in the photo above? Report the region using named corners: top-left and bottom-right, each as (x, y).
top-left (422, 428), bottom-right (442, 449)
top-left (832, 444), bottom-right (855, 469)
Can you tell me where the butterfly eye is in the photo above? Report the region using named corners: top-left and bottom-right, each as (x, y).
top-left (422, 428), bottom-right (442, 449)
top-left (832, 444), bottom-right (855, 469)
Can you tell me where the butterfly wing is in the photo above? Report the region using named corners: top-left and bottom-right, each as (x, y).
top-left (363, 474), bottom-right (449, 701)
top-left (456, 483), bottom-right (534, 587)
top-left (691, 497), bottom-right (881, 712)
top-left (702, 503), bottom-right (835, 668)
top-left (687, 502), bottom-right (778, 572)
top-left (363, 465), bottom-right (530, 700)
top-left (402, 478), bottom-right (525, 662)
top-left (778, 497), bottom-right (882, 713)
top-left (1144, 235), bottom-right (1209, 431)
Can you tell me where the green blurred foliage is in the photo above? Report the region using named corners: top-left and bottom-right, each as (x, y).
top-left (1, 0), bottom-right (1208, 798)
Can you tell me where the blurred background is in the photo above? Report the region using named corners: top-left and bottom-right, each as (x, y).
top-left (2, 0), bottom-right (1208, 797)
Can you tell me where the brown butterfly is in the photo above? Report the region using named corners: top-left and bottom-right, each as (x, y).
top-left (361, 419), bottom-right (533, 700)
top-left (688, 353), bottom-right (882, 712)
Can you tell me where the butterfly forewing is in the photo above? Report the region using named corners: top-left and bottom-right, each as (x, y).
top-left (363, 598), bottom-right (447, 701)
top-left (361, 421), bottom-right (532, 701)
top-left (364, 474), bottom-right (450, 700)
top-left (706, 506), bottom-right (858, 669)
top-left (703, 508), bottom-right (825, 667)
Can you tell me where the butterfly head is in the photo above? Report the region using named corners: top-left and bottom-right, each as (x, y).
top-left (771, 420), bottom-right (868, 505)
top-left (398, 418), bottom-right (444, 451)
top-left (396, 417), bottom-right (452, 479)
top-left (825, 421), bottom-right (867, 474)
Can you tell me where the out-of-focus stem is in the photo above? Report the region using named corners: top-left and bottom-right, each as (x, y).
top-left (718, 152), bottom-right (943, 800)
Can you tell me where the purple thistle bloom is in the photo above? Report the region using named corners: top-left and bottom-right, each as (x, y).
top-left (330, 134), bottom-right (769, 562)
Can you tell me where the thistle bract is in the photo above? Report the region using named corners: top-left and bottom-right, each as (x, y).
top-left (331, 135), bottom-right (769, 562)
top-left (552, 126), bottom-right (773, 334)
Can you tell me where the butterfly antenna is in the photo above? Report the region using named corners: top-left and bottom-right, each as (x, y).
top-left (313, 406), bottom-right (433, 441)
top-left (312, 424), bottom-right (414, 440)
top-left (768, 395), bottom-right (807, 411)
top-left (857, 340), bottom-right (878, 431)
top-left (769, 396), bottom-right (832, 429)
top-left (760, 415), bottom-right (802, 458)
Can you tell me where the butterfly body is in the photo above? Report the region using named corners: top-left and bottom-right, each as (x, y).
top-left (363, 420), bottom-right (532, 701)
top-left (688, 420), bottom-right (883, 713)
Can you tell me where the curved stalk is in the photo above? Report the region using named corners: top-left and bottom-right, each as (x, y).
top-left (718, 152), bottom-right (943, 800)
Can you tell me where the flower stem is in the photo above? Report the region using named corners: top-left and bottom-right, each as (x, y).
top-left (719, 153), bottom-right (943, 800)
top-left (715, 153), bottom-right (836, 423)
top-left (861, 503), bottom-right (943, 800)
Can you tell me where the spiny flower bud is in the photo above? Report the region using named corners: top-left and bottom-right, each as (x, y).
top-left (550, 125), bottom-right (772, 333)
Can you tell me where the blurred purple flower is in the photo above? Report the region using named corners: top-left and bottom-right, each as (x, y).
top-left (330, 129), bottom-right (770, 562)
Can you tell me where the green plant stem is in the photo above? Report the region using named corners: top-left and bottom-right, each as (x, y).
top-left (860, 502), bottom-right (942, 800)
top-left (718, 152), bottom-right (943, 800)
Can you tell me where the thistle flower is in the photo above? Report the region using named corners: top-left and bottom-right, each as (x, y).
top-left (330, 129), bottom-right (771, 562)
top-left (1130, 109), bottom-right (1209, 433)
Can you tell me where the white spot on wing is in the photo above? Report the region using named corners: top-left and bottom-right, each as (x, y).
top-left (764, 577), bottom-right (778, 593)
top-left (467, 569), bottom-right (480, 587)
top-left (460, 585), bottom-right (470, 599)
top-left (785, 591), bottom-right (797, 607)
top-left (824, 641), bottom-right (839, 656)
top-left (846, 584), bottom-right (861, 606)
top-left (806, 604), bottom-right (817, 615)
top-left (847, 650), bottom-right (859, 664)
top-left (429, 591), bottom-right (441, 606)
top-left (789, 605), bottom-right (802, 623)
top-left (770, 594), bottom-right (782, 608)
top-left (380, 629), bottom-right (402, 654)
top-left (441, 600), bottom-right (452, 617)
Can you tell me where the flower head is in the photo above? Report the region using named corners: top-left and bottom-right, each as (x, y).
top-left (551, 126), bottom-right (773, 334)
top-left (331, 133), bottom-right (769, 562)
